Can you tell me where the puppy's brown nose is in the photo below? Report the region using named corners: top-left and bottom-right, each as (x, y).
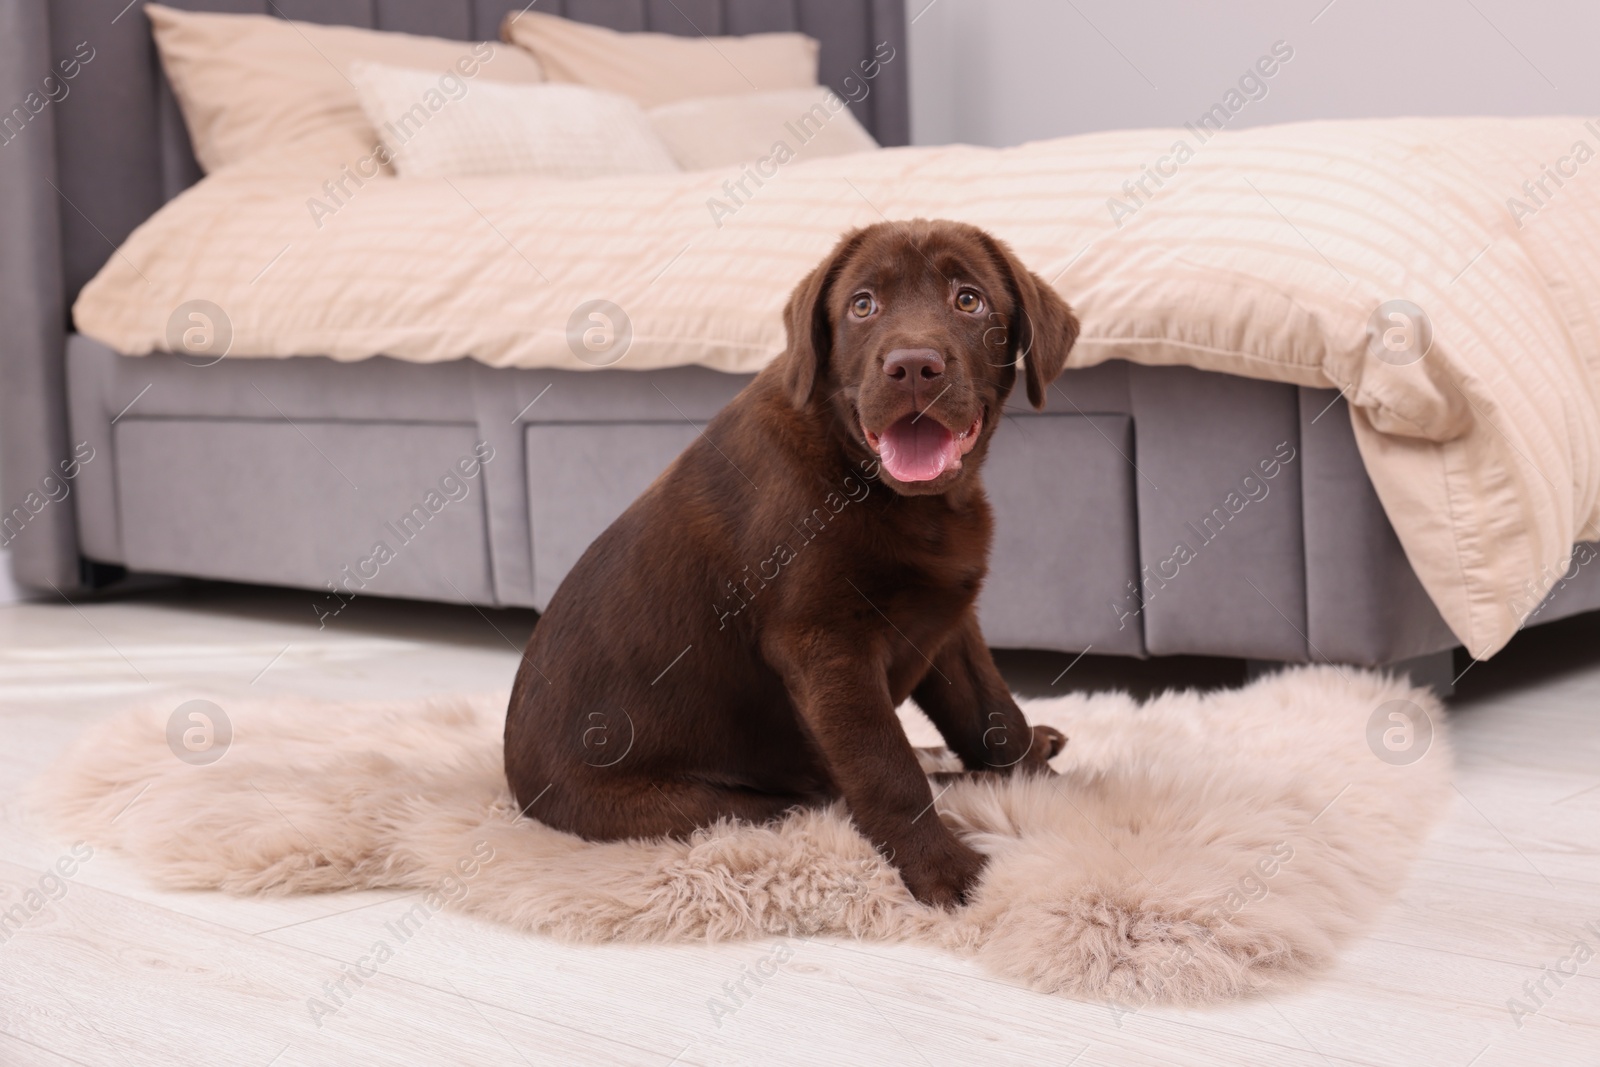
top-left (883, 348), bottom-right (944, 383)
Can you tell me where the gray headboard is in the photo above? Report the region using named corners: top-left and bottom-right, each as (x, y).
top-left (0, 0), bottom-right (908, 591)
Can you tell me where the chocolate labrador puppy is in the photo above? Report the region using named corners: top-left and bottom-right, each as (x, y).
top-left (505, 219), bottom-right (1079, 907)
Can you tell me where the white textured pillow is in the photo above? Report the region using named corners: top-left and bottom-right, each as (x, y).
top-left (650, 88), bottom-right (880, 171)
top-left (348, 61), bottom-right (680, 179)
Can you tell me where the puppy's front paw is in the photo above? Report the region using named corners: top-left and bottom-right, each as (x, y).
top-left (1033, 724), bottom-right (1067, 761)
top-left (899, 836), bottom-right (987, 909)
top-left (1008, 724), bottom-right (1066, 773)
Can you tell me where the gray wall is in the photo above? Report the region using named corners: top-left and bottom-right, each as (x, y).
top-left (908, 0), bottom-right (1600, 147)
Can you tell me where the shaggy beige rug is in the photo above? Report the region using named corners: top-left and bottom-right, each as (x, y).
top-left (37, 666), bottom-right (1450, 1008)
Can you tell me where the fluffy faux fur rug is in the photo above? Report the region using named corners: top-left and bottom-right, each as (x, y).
top-left (36, 667), bottom-right (1450, 1008)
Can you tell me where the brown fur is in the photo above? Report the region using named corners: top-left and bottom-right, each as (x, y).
top-left (504, 219), bottom-right (1081, 906)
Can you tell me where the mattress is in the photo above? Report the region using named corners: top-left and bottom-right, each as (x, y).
top-left (72, 117), bottom-right (1600, 656)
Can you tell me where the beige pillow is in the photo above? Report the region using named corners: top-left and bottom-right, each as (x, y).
top-left (650, 88), bottom-right (879, 170)
top-left (146, 3), bottom-right (545, 172)
top-left (349, 62), bottom-right (679, 179)
top-left (500, 10), bottom-right (817, 108)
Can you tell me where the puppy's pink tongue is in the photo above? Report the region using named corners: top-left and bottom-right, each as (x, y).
top-left (878, 416), bottom-right (958, 482)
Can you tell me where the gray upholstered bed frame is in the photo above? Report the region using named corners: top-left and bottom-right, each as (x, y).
top-left (3, 0), bottom-right (1597, 673)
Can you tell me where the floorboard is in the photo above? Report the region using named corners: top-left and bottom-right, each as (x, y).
top-left (3, 583), bottom-right (1597, 1066)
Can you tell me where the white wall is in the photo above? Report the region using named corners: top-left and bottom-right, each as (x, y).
top-left (0, 550), bottom-right (22, 604)
top-left (908, 0), bottom-right (1600, 147)
top-left (0, 407), bottom-right (16, 599)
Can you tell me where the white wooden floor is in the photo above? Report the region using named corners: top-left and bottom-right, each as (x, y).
top-left (1, 582), bottom-right (1597, 1067)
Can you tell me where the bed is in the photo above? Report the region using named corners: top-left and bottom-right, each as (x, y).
top-left (4, 0), bottom-right (1599, 684)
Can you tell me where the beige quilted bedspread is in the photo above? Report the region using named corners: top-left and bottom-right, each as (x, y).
top-left (74, 118), bottom-right (1600, 657)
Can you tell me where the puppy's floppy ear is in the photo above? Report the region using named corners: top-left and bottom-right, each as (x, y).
top-left (979, 233), bottom-right (1080, 410)
top-left (780, 228), bottom-right (867, 409)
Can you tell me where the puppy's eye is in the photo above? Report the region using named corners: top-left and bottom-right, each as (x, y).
top-left (955, 289), bottom-right (984, 314)
top-left (850, 293), bottom-right (877, 318)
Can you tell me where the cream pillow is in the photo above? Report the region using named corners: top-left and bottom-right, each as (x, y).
top-left (500, 10), bottom-right (818, 108)
top-left (349, 62), bottom-right (680, 179)
top-left (146, 3), bottom-right (545, 172)
top-left (650, 88), bottom-right (879, 170)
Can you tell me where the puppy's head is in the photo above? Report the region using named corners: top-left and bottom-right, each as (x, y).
top-left (778, 219), bottom-right (1078, 495)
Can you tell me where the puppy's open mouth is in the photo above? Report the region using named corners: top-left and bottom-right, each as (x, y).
top-left (864, 411), bottom-right (982, 483)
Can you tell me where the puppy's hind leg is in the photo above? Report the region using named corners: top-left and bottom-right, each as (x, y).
top-left (532, 774), bottom-right (823, 842)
